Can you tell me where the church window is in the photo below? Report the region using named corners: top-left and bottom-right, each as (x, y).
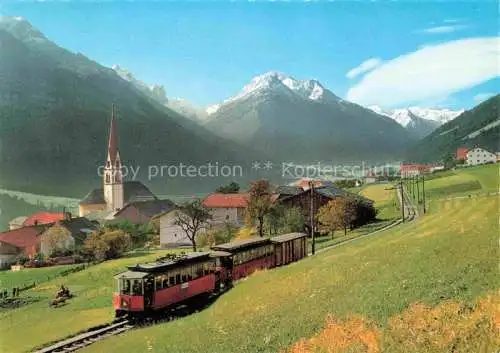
top-left (105, 174), bottom-right (110, 183)
top-left (106, 161), bottom-right (110, 168)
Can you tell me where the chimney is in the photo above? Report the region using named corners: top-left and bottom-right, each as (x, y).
top-left (34, 220), bottom-right (38, 226)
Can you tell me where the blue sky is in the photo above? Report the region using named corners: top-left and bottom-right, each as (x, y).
top-left (1, 1), bottom-right (498, 109)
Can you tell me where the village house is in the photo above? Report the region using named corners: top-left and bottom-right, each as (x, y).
top-left (38, 216), bottom-right (98, 256)
top-left (23, 211), bottom-right (66, 226)
top-left (466, 147), bottom-right (497, 166)
top-left (156, 209), bottom-right (194, 248)
top-left (0, 215), bottom-right (98, 264)
top-left (456, 147), bottom-right (469, 161)
top-left (112, 199), bottom-right (174, 225)
top-left (202, 193), bottom-right (249, 226)
top-left (79, 106), bottom-right (158, 218)
top-left (400, 164), bottom-right (430, 177)
top-left (0, 240), bottom-right (22, 268)
top-left (279, 185), bottom-right (373, 233)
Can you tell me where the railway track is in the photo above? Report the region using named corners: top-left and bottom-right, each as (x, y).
top-left (33, 320), bottom-right (134, 353)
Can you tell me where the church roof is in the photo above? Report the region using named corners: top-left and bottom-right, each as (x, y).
top-left (79, 181), bottom-right (157, 205)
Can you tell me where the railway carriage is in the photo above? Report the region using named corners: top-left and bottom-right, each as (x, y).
top-left (211, 237), bottom-right (275, 281)
top-left (113, 252), bottom-right (218, 316)
top-left (270, 232), bottom-right (308, 266)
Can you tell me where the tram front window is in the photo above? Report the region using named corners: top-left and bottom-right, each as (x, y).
top-left (132, 279), bottom-right (143, 295)
top-left (121, 279), bottom-right (131, 295)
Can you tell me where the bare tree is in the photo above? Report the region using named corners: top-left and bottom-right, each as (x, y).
top-left (174, 199), bottom-right (212, 251)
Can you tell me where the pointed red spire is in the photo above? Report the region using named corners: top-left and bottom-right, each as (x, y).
top-left (107, 104), bottom-right (118, 164)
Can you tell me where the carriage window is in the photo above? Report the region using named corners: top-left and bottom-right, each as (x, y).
top-left (196, 263), bottom-right (204, 278)
top-left (121, 279), bottom-right (131, 295)
top-left (187, 267), bottom-right (193, 281)
top-left (176, 273), bottom-right (182, 284)
top-left (170, 275), bottom-right (175, 286)
top-left (155, 276), bottom-right (162, 291)
top-left (162, 275), bottom-right (169, 289)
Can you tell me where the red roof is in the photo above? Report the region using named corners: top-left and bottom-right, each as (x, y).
top-left (202, 193), bottom-right (249, 208)
top-left (456, 147), bottom-right (468, 160)
top-left (23, 212), bottom-right (65, 226)
top-left (0, 225), bottom-right (47, 250)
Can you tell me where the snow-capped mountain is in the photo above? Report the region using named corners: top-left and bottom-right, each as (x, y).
top-left (204, 71), bottom-right (413, 162)
top-left (207, 71), bottom-right (341, 115)
top-left (368, 105), bottom-right (463, 139)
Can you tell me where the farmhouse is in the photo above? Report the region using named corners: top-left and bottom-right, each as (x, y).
top-left (0, 240), bottom-right (22, 268)
top-left (79, 106), bottom-right (157, 218)
top-left (23, 212), bottom-right (65, 226)
top-left (202, 193), bottom-right (249, 226)
top-left (466, 147), bottom-right (496, 166)
top-left (0, 224), bottom-right (51, 259)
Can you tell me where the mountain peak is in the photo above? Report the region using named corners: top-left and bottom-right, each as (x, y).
top-left (0, 16), bottom-right (46, 42)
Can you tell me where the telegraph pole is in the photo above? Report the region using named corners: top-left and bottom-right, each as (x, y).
top-left (422, 174), bottom-right (426, 214)
top-left (400, 179), bottom-right (405, 222)
top-left (310, 182), bottom-right (316, 255)
top-left (416, 175), bottom-right (420, 205)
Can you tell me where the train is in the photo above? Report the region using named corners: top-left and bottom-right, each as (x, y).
top-left (113, 233), bottom-right (308, 317)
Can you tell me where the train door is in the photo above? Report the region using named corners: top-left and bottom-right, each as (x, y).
top-left (143, 275), bottom-right (154, 310)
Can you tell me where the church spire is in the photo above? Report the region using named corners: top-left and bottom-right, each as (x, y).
top-left (107, 104), bottom-right (118, 164)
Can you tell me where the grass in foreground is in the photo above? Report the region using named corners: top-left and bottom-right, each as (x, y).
top-left (0, 250), bottom-right (183, 353)
top-left (82, 196), bottom-right (498, 353)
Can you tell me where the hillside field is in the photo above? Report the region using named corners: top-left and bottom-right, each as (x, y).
top-left (81, 197), bottom-right (498, 352)
top-left (0, 250), bottom-right (183, 353)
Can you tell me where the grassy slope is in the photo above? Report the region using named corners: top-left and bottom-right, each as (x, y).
top-left (0, 250), bottom-right (182, 353)
top-left (424, 164), bottom-right (498, 199)
top-left (82, 196), bottom-right (498, 352)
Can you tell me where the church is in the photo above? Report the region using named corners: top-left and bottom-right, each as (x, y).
top-left (79, 106), bottom-right (159, 218)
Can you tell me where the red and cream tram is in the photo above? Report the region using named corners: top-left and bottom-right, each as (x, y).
top-left (113, 252), bottom-right (218, 316)
top-left (112, 233), bottom-right (308, 317)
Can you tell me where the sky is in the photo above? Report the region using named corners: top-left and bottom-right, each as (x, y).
top-left (1, 0), bottom-right (498, 109)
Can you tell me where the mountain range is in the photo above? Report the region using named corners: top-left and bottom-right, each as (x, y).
top-left (0, 16), bottom-right (256, 197)
top-left (369, 106), bottom-right (463, 139)
top-left (201, 72), bottom-right (414, 162)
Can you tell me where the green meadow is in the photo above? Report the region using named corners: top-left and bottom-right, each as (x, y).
top-left (0, 250), bottom-right (182, 353)
top-left (0, 265), bottom-right (77, 291)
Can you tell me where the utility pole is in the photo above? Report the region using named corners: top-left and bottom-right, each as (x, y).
top-left (416, 174), bottom-right (420, 205)
top-left (422, 174), bottom-right (426, 214)
top-left (400, 179), bottom-right (405, 222)
top-left (309, 182), bottom-right (315, 255)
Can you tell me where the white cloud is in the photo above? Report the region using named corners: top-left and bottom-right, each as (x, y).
top-left (473, 92), bottom-right (496, 104)
top-left (420, 25), bottom-right (468, 34)
top-left (346, 37), bottom-right (500, 107)
top-left (346, 58), bottom-right (383, 79)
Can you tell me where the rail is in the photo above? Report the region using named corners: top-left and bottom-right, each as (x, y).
top-left (32, 320), bottom-right (133, 353)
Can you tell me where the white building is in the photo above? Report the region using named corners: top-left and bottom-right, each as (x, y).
top-left (466, 148), bottom-right (496, 166)
top-left (158, 210), bottom-right (193, 248)
top-left (202, 193), bottom-right (248, 227)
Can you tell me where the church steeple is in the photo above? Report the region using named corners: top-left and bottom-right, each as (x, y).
top-left (103, 104), bottom-right (124, 211)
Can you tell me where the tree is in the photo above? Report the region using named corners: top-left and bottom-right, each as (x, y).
top-left (264, 204), bottom-right (285, 236)
top-left (84, 229), bottom-right (131, 260)
top-left (174, 199), bottom-right (212, 251)
top-left (282, 206), bottom-right (306, 233)
top-left (43, 225), bottom-right (71, 257)
top-left (106, 220), bottom-right (154, 248)
top-left (246, 180), bottom-right (273, 237)
top-left (216, 181), bottom-right (240, 194)
top-left (316, 197), bottom-right (357, 237)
